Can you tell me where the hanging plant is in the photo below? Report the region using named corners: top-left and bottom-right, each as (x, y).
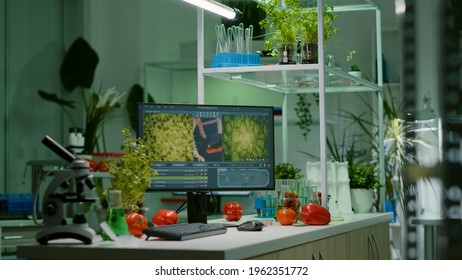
top-left (295, 94), bottom-right (312, 140)
top-left (295, 93), bottom-right (319, 140)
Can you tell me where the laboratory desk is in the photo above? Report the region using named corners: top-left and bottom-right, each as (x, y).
top-left (0, 219), bottom-right (44, 259)
top-left (17, 212), bottom-right (393, 260)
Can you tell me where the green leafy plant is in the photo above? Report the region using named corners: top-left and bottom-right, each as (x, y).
top-left (337, 46), bottom-right (360, 72)
top-left (258, 1), bottom-right (338, 52)
top-left (299, 4), bottom-right (338, 44)
top-left (83, 87), bottom-right (125, 153)
top-left (338, 88), bottom-right (433, 215)
top-left (295, 92), bottom-right (319, 140)
top-left (325, 125), bottom-right (378, 190)
top-left (108, 128), bottom-right (157, 210)
top-left (348, 162), bottom-right (380, 190)
top-left (295, 94), bottom-right (312, 140)
top-left (326, 127), bottom-right (359, 163)
top-left (349, 63), bottom-right (360, 72)
top-left (257, 0), bottom-right (303, 51)
top-left (275, 163), bottom-right (302, 179)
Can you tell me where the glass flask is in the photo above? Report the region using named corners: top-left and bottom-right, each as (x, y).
top-left (106, 190), bottom-right (129, 236)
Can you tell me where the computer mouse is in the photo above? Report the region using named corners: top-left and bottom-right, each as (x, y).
top-left (237, 220), bottom-right (264, 231)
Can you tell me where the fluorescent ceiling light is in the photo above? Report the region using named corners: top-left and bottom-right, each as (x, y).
top-left (395, 0), bottom-right (406, 17)
top-left (182, 0), bottom-right (238, 19)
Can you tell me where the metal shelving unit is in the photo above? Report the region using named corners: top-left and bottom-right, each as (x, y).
top-left (195, 0), bottom-right (384, 210)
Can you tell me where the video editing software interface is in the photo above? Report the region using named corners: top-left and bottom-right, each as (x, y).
top-left (137, 103), bottom-right (275, 192)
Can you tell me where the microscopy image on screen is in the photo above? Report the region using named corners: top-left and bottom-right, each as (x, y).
top-left (222, 115), bottom-right (269, 162)
top-left (193, 117), bottom-right (223, 162)
top-left (142, 113), bottom-right (194, 161)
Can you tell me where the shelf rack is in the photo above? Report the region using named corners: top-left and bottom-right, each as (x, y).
top-left (194, 0), bottom-right (384, 210)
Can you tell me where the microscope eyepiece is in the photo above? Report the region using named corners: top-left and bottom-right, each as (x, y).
top-left (42, 135), bottom-right (76, 163)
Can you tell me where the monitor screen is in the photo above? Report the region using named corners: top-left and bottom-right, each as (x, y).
top-left (137, 103), bottom-right (275, 193)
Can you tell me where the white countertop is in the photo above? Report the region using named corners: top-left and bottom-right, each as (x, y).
top-left (0, 219), bottom-right (43, 228)
top-left (17, 212), bottom-right (393, 260)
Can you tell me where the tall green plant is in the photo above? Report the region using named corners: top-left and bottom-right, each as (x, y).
top-left (349, 162), bottom-right (381, 190)
top-left (326, 127), bottom-right (357, 164)
top-left (338, 88), bottom-right (434, 216)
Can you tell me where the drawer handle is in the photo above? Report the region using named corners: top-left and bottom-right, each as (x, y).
top-left (367, 235), bottom-right (376, 259)
top-left (2, 235), bottom-right (26, 240)
top-left (371, 234), bottom-right (380, 259)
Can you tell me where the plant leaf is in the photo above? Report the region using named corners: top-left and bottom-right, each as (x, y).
top-left (59, 37), bottom-right (99, 92)
top-left (126, 84), bottom-right (154, 130)
top-left (38, 90), bottom-right (76, 109)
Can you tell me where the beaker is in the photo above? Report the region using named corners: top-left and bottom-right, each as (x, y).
top-left (106, 190), bottom-right (129, 236)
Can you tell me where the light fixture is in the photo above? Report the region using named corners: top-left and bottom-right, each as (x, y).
top-left (181, 0), bottom-right (240, 19)
top-left (395, 0), bottom-right (406, 17)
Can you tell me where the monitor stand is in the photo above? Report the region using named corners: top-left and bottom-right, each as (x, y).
top-left (187, 192), bottom-right (208, 224)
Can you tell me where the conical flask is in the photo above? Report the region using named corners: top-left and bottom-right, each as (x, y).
top-left (106, 190), bottom-right (130, 236)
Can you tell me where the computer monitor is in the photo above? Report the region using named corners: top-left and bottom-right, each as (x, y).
top-left (137, 103), bottom-right (275, 223)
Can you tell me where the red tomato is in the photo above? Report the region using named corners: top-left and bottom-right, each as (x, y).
top-left (83, 158), bottom-right (98, 171)
top-left (222, 202), bottom-right (243, 221)
top-left (283, 192), bottom-right (300, 214)
top-left (152, 209), bottom-right (179, 226)
top-left (97, 160), bottom-right (110, 172)
top-left (301, 203), bottom-right (331, 225)
top-left (276, 208), bottom-right (297, 226)
top-left (125, 212), bottom-right (148, 238)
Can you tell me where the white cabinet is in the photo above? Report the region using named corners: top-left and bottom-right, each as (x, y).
top-left (195, 1), bottom-right (385, 210)
top-left (345, 222), bottom-right (390, 259)
top-left (248, 222), bottom-right (390, 260)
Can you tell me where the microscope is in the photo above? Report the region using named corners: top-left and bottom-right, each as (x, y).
top-left (35, 135), bottom-right (97, 245)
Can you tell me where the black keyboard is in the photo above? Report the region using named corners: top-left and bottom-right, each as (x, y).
top-left (143, 223), bottom-right (227, 241)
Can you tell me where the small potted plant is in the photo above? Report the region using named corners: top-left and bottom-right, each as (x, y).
top-left (348, 162), bottom-right (380, 213)
top-left (348, 62), bottom-right (362, 78)
top-left (275, 162), bottom-right (303, 180)
top-left (299, 4), bottom-right (338, 64)
top-left (344, 49), bottom-right (362, 78)
top-left (257, 0), bottom-right (302, 64)
top-left (108, 128), bottom-right (157, 213)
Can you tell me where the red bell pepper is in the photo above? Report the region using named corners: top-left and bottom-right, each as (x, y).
top-left (301, 203), bottom-right (331, 225)
top-left (125, 212), bottom-right (148, 238)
